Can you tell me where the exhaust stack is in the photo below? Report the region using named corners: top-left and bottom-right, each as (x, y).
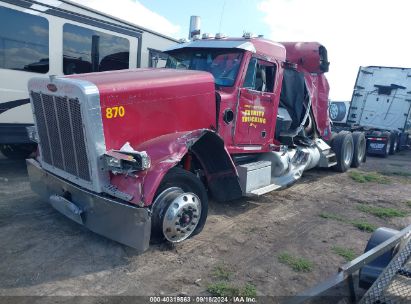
top-left (189, 16), bottom-right (201, 40)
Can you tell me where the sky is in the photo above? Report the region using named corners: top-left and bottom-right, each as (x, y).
top-left (71, 0), bottom-right (411, 101)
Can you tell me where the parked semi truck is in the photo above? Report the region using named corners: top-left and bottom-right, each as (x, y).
top-left (330, 66), bottom-right (411, 157)
top-left (25, 36), bottom-right (366, 251)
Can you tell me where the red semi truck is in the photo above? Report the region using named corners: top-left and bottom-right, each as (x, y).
top-left (26, 36), bottom-right (366, 251)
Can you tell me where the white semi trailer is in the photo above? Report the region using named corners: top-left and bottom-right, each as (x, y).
top-left (330, 66), bottom-right (411, 157)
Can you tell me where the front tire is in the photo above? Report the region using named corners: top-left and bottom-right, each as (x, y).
top-left (331, 131), bottom-right (354, 172)
top-left (0, 144), bottom-right (36, 160)
top-left (150, 167), bottom-right (208, 244)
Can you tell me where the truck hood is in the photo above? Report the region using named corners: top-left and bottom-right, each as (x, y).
top-left (67, 68), bottom-right (217, 150)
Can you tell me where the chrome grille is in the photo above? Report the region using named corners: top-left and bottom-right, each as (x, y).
top-left (31, 92), bottom-right (91, 181)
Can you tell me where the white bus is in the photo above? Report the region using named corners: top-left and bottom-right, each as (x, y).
top-left (0, 0), bottom-right (175, 158)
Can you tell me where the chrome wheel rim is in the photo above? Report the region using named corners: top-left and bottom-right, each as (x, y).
top-left (162, 191), bottom-right (201, 243)
top-left (344, 140), bottom-right (354, 166)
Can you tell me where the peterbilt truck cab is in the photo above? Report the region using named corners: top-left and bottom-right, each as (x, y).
top-left (26, 36), bottom-right (366, 251)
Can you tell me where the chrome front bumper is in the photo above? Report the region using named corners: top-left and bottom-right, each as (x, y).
top-left (26, 159), bottom-right (151, 252)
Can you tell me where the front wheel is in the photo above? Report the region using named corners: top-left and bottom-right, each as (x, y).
top-left (150, 167), bottom-right (208, 244)
top-left (0, 144), bottom-right (36, 160)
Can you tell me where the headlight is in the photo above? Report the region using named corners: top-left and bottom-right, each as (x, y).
top-left (106, 156), bottom-right (122, 168)
top-left (104, 150), bottom-right (151, 173)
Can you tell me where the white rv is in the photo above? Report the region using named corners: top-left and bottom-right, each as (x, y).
top-left (0, 0), bottom-right (176, 158)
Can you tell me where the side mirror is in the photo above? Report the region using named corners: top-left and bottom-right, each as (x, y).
top-left (151, 56), bottom-right (159, 68)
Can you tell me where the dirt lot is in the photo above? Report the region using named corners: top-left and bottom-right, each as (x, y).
top-left (0, 150), bottom-right (410, 300)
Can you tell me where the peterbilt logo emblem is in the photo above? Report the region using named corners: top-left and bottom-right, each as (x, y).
top-left (47, 83), bottom-right (57, 92)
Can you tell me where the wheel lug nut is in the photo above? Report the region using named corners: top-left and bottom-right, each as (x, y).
top-left (193, 215), bottom-right (198, 218)
top-left (188, 206), bottom-right (193, 210)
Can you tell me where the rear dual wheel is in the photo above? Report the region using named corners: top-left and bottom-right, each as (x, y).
top-left (382, 132), bottom-right (391, 158)
top-left (389, 133), bottom-right (398, 155)
top-left (331, 131), bottom-right (354, 172)
top-left (150, 167), bottom-right (208, 244)
top-left (351, 132), bottom-right (366, 168)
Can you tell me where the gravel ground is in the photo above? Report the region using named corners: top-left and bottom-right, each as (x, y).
top-left (0, 150), bottom-right (410, 301)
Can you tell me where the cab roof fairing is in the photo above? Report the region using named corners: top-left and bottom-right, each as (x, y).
top-left (165, 38), bottom-right (288, 63)
top-left (164, 40), bottom-right (257, 53)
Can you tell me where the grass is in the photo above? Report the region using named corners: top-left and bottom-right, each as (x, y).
top-left (405, 201), bottom-right (411, 208)
top-left (319, 212), bottom-right (345, 222)
top-left (207, 264), bottom-right (257, 297)
top-left (357, 205), bottom-right (407, 218)
top-left (241, 284), bottom-right (257, 297)
top-left (332, 246), bottom-right (357, 262)
top-left (207, 282), bottom-right (257, 297)
top-left (348, 171), bottom-right (390, 184)
top-left (212, 264), bottom-right (233, 281)
top-left (319, 212), bottom-right (377, 232)
top-left (351, 220), bottom-right (377, 233)
top-left (380, 171), bottom-right (411, 178)
top-left (278, 252), bottom-right (313, 272)
top-left (207, 282), bottom-right (232, 297)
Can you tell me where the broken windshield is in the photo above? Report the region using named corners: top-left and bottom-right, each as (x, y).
top-left (165, 48), bottom-right (243, 87)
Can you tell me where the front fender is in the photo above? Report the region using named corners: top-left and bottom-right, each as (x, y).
top-left (138, 129), bottom-right (208, 206)
top-left (109, 129), bottom-right (209, 206)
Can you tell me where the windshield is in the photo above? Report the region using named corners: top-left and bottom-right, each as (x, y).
top-left (166, 48), bottom-right (243, 87)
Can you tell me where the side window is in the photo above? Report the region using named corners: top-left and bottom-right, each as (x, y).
top-left (242, 58), bottom-right (276, 92)
top-left (63, 24), bottom-right (130, 75)
top-left (0, 6), bottom-right (49, 73)
top-left (243, 58), bottom-right (257, 89)
top-left (148, 49), bottom-right (168, 68)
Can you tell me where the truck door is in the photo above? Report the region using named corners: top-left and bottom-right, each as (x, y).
top-left (234, 58), bottom-right (276, 145)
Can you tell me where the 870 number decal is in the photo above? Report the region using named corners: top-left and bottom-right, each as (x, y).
top-left (105, 106), bottom-right (125, 119)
